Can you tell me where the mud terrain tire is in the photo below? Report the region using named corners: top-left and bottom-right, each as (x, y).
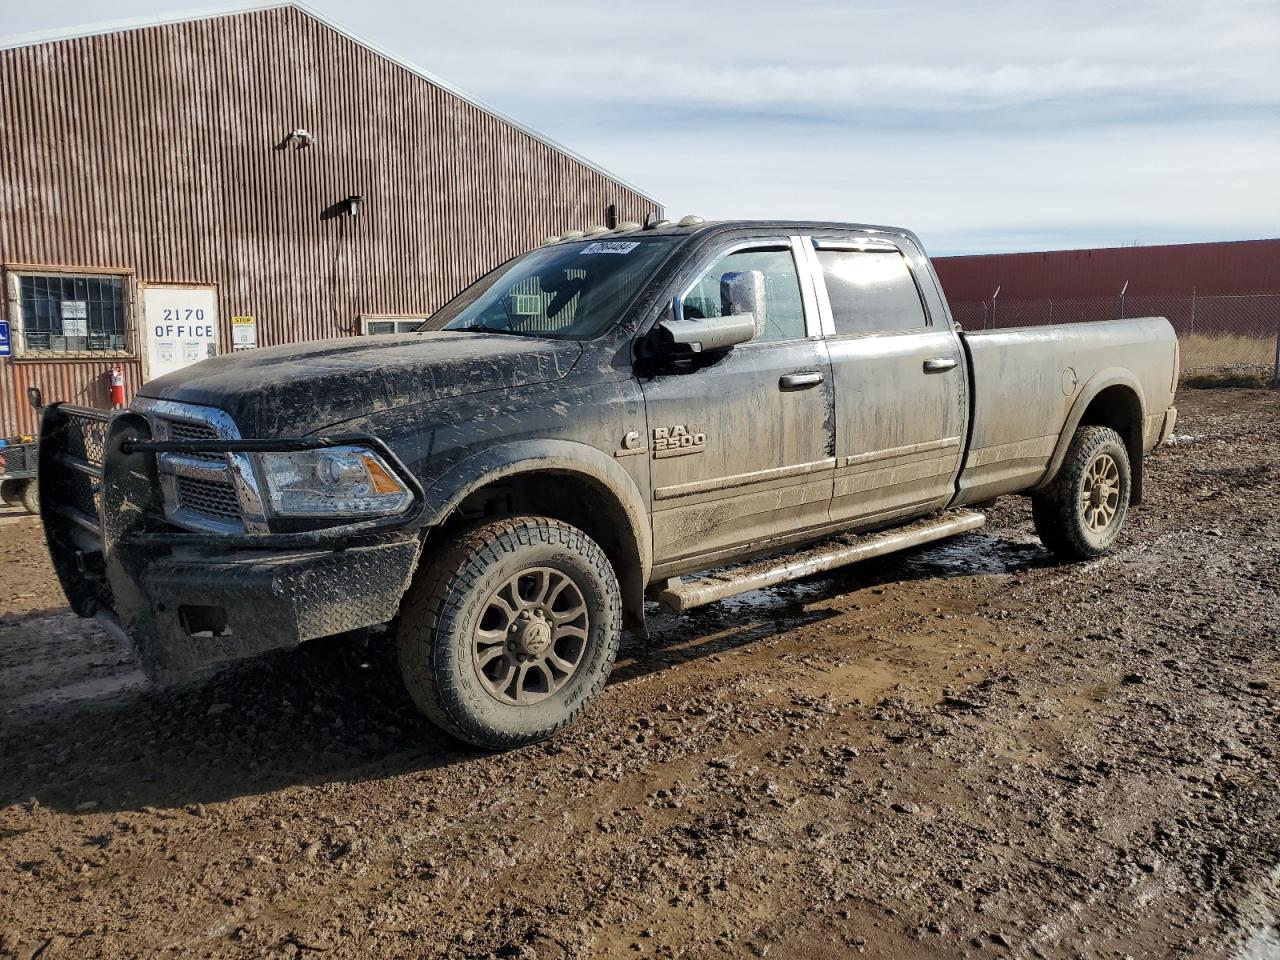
top-left (1032, 425), bottom-right (1131, 561)
top-left (397, 516), bottom-right (622, 750)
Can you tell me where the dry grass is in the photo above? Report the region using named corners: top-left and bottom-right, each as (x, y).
top-left (1180, 334), bottom-right (1276, 371)
top-left (1177, 335), bottom-right (1276, 388)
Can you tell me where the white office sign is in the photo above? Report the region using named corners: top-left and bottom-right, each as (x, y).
top-left (140, 285), bottom-right (220, 381)
top-left (61, 300), bottom-right (89, 337)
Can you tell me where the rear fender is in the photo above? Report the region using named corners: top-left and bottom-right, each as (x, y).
top-left (1033, 369), bottom-right (1147, 499)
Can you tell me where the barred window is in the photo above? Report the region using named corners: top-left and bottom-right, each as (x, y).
top-left (13, 272), bottom-right (131, 354)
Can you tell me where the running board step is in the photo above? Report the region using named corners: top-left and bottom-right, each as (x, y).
top-left (657, 509), bottom-right (987, 613)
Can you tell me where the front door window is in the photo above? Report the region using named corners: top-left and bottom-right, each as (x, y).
top-left (682, 247), bottom-right (807, 343)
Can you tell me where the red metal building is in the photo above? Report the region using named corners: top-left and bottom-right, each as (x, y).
top-left (932, 238), bottom-right (1280, 302)
top-left (931, 239), bottom-right (1280, 343)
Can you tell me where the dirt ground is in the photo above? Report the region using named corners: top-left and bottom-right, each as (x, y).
top-left (1, 387), bottom-right (1278, 960)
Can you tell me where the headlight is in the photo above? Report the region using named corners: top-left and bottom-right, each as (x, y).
top-left (257, 445), bottom-right (411, 517)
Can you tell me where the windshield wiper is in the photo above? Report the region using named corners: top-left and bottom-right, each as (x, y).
top-left (452, 322), bottom-right (530, 336)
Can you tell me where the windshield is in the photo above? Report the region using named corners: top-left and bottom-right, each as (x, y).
top-left (421, 236), bottom-right (682, 340)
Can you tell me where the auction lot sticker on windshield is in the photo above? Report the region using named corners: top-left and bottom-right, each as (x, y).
top-left (581, 241), bottom-right (640, 255)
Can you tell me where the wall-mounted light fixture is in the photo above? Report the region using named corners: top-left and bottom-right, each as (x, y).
top-left (319, 195), bottom-right (364, 222)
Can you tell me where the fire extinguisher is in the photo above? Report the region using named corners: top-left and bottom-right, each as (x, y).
top-left (109, 364), bottom-right (125, 408)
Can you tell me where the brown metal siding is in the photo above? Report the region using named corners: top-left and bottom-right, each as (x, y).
top-left (0, 359), bottom-right (145, 439)
top-left (0, 5), bottom-right (658, 436)
top-left (932, 238), bottom-right (1280, 303)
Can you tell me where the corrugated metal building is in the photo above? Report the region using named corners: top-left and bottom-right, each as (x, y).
top-left (932, 238), bottom-right (1280, 346)
top-left (0, 2), bottom-right (660, 437)
top-left (932, 238), bottom-right (1280, 302)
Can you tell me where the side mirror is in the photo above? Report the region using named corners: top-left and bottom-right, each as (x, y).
top-left (26, 386), bottom-right (43, 410)
top-left (657, 314), bottom-right (757, 355)
top-left (720, 270), bottom-right (767, 338)
top-left (653, 268), bottom-right (767, 359)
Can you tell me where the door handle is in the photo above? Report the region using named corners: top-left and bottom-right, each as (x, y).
top-left (779, 371), bottom-right (824, 390)
top-left (923, 356), bottom-right (958, 373)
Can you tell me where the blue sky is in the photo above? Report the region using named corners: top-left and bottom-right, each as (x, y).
top-left (6, 0), bottom-right (1280, 255)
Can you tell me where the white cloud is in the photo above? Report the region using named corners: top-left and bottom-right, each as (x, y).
top-left (377, 0), bottom-right (1280, 113)
top-left (6, 0), bottom-right (1279, 251)
top-left (572, 114), bottom-right (1280, 254)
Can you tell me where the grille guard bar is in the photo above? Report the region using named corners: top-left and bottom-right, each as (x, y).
top-left (120, 431), bottom-right (427, 548)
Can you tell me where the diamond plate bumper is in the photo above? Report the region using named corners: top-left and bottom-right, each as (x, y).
top-left (115, 538), bottom-right (421, 679)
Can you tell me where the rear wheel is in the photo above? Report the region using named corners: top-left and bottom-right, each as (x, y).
top-left (396, 516), bottom-right (622, 749)
top-left (1032, 426), bottom-right (1131, 561)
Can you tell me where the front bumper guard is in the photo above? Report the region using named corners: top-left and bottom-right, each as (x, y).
top-left (128, 540), bottom-right (421, 677)
top-left (39, 403), bottom-right (426, 679)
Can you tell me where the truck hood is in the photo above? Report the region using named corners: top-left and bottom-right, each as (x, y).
top-left (137, 331), bottom-right (583, 436)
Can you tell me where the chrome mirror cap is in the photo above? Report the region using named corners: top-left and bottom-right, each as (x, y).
top-left (658, 314), bottom-right (756, 354)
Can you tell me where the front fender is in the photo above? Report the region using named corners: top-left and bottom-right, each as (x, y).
top-left (420, 437), bottom-right (653, 594)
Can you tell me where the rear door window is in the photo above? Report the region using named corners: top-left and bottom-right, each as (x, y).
top-left (818, 249), bottom-right (929, 336)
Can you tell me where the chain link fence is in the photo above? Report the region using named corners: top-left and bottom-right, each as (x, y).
top-left (949, 292), bottom-right (1280, 386)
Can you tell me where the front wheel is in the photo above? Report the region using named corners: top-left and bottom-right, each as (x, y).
top-left (396, 516), bottom-right (622, 750)
top-left (1032, 426), bottom-right (1131, 561)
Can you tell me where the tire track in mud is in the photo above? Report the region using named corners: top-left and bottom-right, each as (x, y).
top-left (1, 388), bottom-right (1279, 959)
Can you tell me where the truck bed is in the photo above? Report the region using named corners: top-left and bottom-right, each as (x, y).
top-left (954, 316), bottom-right (1178, 504)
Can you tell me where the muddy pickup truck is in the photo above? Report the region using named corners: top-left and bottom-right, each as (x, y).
top-left (38, 219), bottom-right (1179, 748)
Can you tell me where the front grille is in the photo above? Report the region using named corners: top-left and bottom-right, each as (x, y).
top-left (147, 406), bottom-right (248, 531)
top-left (165, 419), bottom-right (223, 462)
top-left (175, 475), bottom-right (242, 521)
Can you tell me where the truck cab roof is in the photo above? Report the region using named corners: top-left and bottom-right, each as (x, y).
top-left (545, 218), bottom-right (926, 250)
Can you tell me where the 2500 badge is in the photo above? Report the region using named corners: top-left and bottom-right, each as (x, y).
top-left (652, 424), bottom-right (705, 458)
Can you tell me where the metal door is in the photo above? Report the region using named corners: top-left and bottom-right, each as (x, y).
top-left (800, 236), bottom-right (967, 526)
top-left (138, 284), bottom-right (220, 383)
top-left (641, 238), bottom-right (835, 570)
